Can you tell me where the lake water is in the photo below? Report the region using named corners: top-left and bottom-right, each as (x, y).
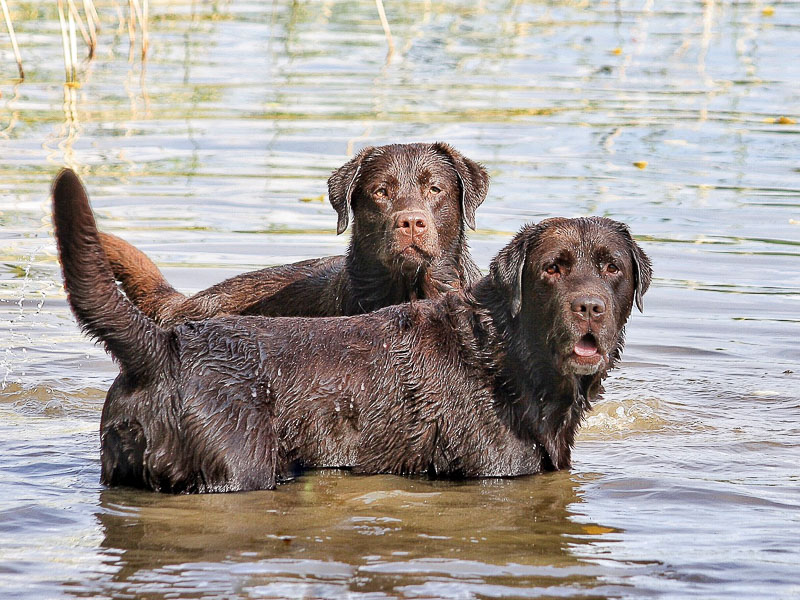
top-left (1, 1), bottom-right (798, 598)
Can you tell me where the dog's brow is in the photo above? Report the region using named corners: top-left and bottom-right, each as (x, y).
top-left (595, 246), bottom-right (625, 262)
top-left (363, 171), bottom-right (398, 188)
top-left (539, 247), bottom-right (573, 266)
top-left (419, 168), bottom-right (450, 185)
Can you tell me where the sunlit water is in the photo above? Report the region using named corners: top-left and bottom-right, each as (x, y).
top-left (1, 1), bottom-right (798, 598)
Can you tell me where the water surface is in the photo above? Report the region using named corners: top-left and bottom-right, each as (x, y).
top-left (1, 1), bottom-right (798, 598)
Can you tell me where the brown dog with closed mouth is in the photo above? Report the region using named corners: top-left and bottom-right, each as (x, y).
top-left (99, 142), bottom-right (488, 325)
top-left (53, 169), bottom-right (651, 494)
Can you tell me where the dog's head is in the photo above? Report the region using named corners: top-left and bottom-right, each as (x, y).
top-left (328, 143), bottom-right (488, 275)
top-left (490, 217), bottom-right (652, 377)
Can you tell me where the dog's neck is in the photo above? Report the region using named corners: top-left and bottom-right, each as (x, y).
top-left (343, 237), bottom-right (468, 315)
top-left (463, 277), bottom-right (605, 470)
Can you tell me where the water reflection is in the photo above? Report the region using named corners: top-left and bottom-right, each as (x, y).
top-left (76, 471), bottom-right (620, 598)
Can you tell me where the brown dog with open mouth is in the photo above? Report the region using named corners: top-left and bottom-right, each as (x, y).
top-left (99, 142), bottom-right (488, 324)
top-left (53, 169), bottom-right (651, 493)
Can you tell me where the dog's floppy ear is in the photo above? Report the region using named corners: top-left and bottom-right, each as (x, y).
top-left (433, 142), bottom-right (488, 231)
top-left (630, 237), bottom-right (652, 312)
top-left (328, 147), bottom-right (373, 235)
top-left (614, 221), bottom-right (652, 312)
top-left (490, 223), bottom-right (542, 318)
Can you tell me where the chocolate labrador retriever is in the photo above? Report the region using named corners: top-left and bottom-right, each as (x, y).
top-left (98, 142), bottom-right (489, 325)
top-left (53, 169), bottom-right (651, 493)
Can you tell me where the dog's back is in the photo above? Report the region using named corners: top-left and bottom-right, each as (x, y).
top-left (52, 173), bottom-right (492, 491)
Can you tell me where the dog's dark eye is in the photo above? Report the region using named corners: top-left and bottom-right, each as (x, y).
top-left (545, 264), bottom-right (560, 276)
top-left (606, 263), bottom-right (619, 274)
top-left (430, 185), bottom-right (441, 194)
top-left (375, 188), bottom-right (388, 198)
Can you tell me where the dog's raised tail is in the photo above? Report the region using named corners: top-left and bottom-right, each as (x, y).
top-left (52, 169), bottom-right (171, 380)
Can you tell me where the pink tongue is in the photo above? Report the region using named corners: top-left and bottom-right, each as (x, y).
top-left (574, 338), bottom-right (598, 357)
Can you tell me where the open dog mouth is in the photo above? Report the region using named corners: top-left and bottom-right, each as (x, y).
top-left (561, 333), bottom-right (606, 376)
top-left (574, 334), bottom-right (598, 356)
top-left (572, 333), bottom-right (602, 364)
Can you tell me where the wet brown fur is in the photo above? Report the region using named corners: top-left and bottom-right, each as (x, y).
top-left (99, 142), bottom-right (489, 325)
top-left (53, 169), bottom-right (651, 494)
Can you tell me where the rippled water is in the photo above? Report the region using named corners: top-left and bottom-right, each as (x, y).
top-left (1, 1), bottom-right (798, 598)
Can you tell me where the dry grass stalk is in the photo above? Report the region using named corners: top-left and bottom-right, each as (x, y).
top-left (374, 0), bottom-right (394, 62)
top-left (128, 0), bottom-right (148, 59)
top-left (1, 0), bottom-right (24, 79)
top-left (141, 0), bottom-right (148, 58)
top-left (66, 0), bottom-right (94, 56)
top-left (82, 0), bottom-right (98, 56)
top-left (57, 0), bottom-right (77, 82)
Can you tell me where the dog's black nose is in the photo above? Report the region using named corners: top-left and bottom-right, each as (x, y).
top-left (571, 295), bottom-right (606, 320)
top-left (394, 211), bottom-right (428, 238)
